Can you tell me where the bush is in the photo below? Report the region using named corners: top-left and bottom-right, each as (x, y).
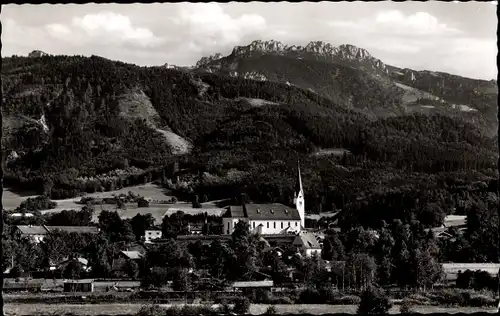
top-left (399, 298), bottom-right (415, 314)
top-left (137, 304), bottom-right (165, 316)
top-left (270, 296), bottom-right (293, 304)
top-left (298, 287), bottom-right (321, 304)
top-left (357, 286), bottom-right (392, 315)
top-left (217, 301), bottom-right (233, 315)
top-left (318, 287), bottom-right (337, 304)
top-left (432, 289), bottom-right (466, 306)
top-left (249, 288), bottom-right (272, 303)
top-left (338, 295), bottom-right (361, 305)
top-left (233, 297), bottom-right (251, 315)
top-left (265, 305), bottom-right (277, 315)
top-left (407, 293), bottom-right (430, 305)
top-left (467, 293), bottom-right (497, 307)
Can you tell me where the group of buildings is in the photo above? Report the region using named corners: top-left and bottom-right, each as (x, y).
top-left (10, 163), bottom-right (500, 283)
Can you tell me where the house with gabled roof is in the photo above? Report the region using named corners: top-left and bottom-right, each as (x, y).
top-left (13, 225), bottom-right (99, 243)
top-left (292, 231), bottom-right (322, 257)
top-left (14, 225), bottom-right (49, 243)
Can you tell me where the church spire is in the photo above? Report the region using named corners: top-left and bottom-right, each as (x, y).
top-left (296, 160), bottom-right (303, 194)
top-left (294, 160), bottom-right (305, 229)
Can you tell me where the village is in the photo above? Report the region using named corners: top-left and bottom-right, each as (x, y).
top-left (3, 163), bottom-right (499, 308)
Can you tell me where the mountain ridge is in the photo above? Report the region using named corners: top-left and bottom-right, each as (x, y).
top-left (192, 39), bottom-right (498, 136)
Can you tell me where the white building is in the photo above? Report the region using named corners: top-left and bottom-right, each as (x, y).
top-left (144, 230), bottom-right (162, 242)
top-left (222, 162), bottom-right (306, 235)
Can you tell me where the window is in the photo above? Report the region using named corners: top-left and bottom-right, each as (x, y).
top-left (228, 222), bottom-right (230, 230)
top-left (274, 222), bottom-right (276, 229)
top-left (253, 222), bottom-right (255, 229)
top-left (281, 222), bottom-right (283, 229)
top-left (267, 222), bottom-right (269, 228)
top-left (295, 222), bottom-right (298, 227)
top-left (288, 222), bottom-right (291, 227)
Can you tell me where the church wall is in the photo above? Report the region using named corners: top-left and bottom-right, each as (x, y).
top-left (249, 219), bottom-right (301, 234)
top-left (222, 218), bottom-right (301, 235)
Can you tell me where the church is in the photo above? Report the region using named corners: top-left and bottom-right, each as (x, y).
top-left (222, 162), bottom-right (305, 235)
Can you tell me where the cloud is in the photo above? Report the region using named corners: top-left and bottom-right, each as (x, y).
top-left (42, 12), bottom-right (165, 48)
top-left (329, 10), bottom-right (461, 37)
top-left (71, 12), bottom-right (165, 48)
top-left (45, 23), bottom-right (71, 38)
top-left (171, 3), bottom-right (267, 48)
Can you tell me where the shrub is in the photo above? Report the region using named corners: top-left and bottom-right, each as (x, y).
top-left (468, 293), bottom-right (497, 307)
top-left (407, 293), bottom-right (430, 305)
top-left (233, 297), bottom-right (251, 315)
top-left (319, 287), bottom-right (337, 304)
top-left (298, 287), bottom-right (321, 304)
top-left (265, 305), bottom-right (277, 315)
top-left (357, 286), bottom-right (392, 315)
top-left (433, 289), bottom-right (466, 306)
top-left (217, 301), bottom-right (233, 315)
top-left (339, 295), bottom-right (361, 305)
top-left (137, 304), bottom-right (165, 316)
top-left (270, 296), bottom-right (293, 304)
top-left (399, 298), bottom-right (415, 314)
top-left (250, 288), bottom-right (272, 303)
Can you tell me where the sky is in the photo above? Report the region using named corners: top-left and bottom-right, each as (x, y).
top-left (2, 2), bottom-right (498, 80)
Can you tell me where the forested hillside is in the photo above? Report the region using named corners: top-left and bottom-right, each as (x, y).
top-left (1, 54), bottom-right (498, 229)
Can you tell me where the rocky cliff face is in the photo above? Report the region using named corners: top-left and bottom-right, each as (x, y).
top-left (195, 40), bottom-right (389, 74)
top-left (195, 53), bottom-right (223, 68)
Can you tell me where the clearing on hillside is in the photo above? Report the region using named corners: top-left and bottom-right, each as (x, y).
top-left (117, 88), bottom-right (193, 155)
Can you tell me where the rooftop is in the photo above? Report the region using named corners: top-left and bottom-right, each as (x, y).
top-left (120, 250), bottom-right (143, 260)
top-left (232, 280), bottom-right (274, 288)
top-left (224, 203), bottom-right (301, 221)
top-left (16, 225), bottom-right (49, 235)
top-left (293, 232), bottom-right (322, 249)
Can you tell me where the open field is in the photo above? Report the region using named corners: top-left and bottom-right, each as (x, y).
top-left (3, 183), bottom-right (174, 212)
top-left (3, 188), bottom-right (35, 210)
top-left (4, 303), bottom-right (498, 315)
top-left (5, 183), bottom-right (225, 225)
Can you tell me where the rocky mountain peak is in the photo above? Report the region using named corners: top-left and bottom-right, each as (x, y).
top-left (195, 53), bottom-right (223, 68)
top-left (194, 39), bottom-right (388, 74)
top-left (337, 44), bottom-right (371, 60)
top-left (232, 40), bottom-right (287, 57)
top-left (304, 41), bottom-right (337, 55)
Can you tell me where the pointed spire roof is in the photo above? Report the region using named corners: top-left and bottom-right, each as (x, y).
top-left (295, 160), bottom-right (303, 193)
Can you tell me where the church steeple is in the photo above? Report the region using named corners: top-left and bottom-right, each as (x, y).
top-left (295, 160), bottom-right (303, 193)
top-left (294, 160), bottom-right (305, 229)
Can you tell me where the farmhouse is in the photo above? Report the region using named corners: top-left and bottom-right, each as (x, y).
top-left (13, 225), bottom-right (99, 243)
top-left (222, 162), bottom-right (305, 235)
top-left (57, 257), bottom-right (91, 273)
top-left (292, 232), bottom-right (322, 257)
top-left (144, 229), bottom-right (162, 242)
top-left (14, 225), bottom-right (48, 243)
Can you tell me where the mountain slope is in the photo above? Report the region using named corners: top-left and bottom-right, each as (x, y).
top-left (194, 40), bottom-right (498, 136)
top-left (1, 54), bottom-right (497, 202)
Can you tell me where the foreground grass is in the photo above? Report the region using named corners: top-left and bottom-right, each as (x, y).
top-left (4, 303), bottom-right (498, 315)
